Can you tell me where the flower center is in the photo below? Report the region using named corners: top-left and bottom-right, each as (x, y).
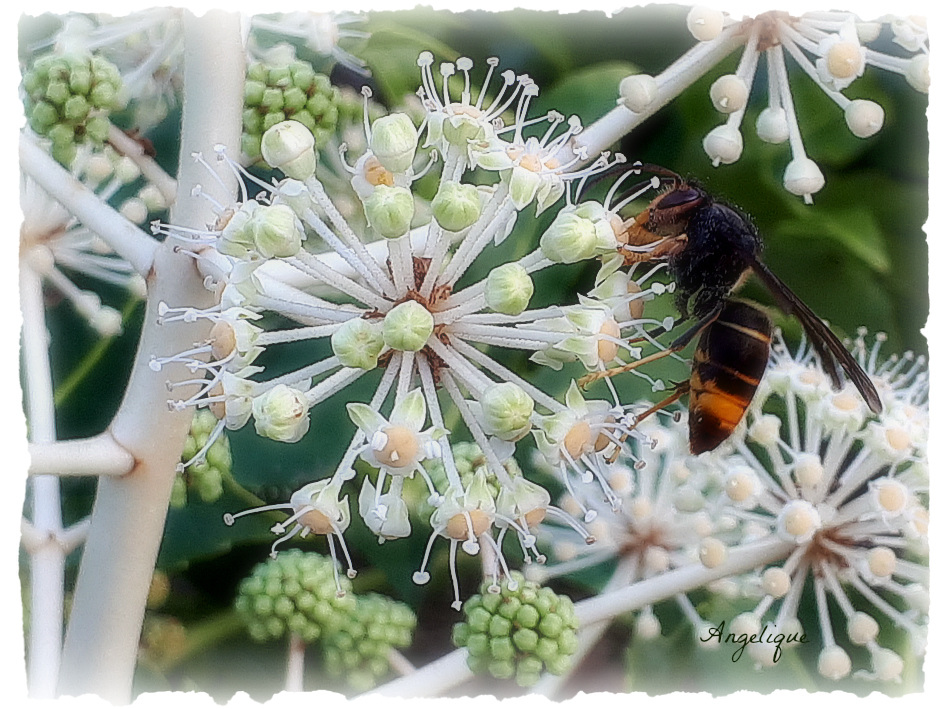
top-left (597, 318), bottom-right (621, 364)
top-left (365, 156), bottom-right (395, 187)
top-left (445, 508), bottom-right (491, 539)
top-left (375, 425), bottom-right (420, 468)
top-left (563, 420), bottom-right (593, 459)
top-left (885, 426), bottom-right (911, 452)
top-left (299, 508), bottom-right (335, 535)
top-left (827, 42), bottom-right (861, 78)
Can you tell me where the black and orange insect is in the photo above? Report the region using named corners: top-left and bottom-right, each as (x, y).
top-left (582, 165), bottom-right (882, 454)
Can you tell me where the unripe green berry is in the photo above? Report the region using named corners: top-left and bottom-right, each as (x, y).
top-left (540, 211), bottom-right (598, 263)
top-left (479, 382), bottom-right (534, 442)
top-left (244, 80), bottom-right (266, 106)
top-left (488, 614), bottom-right (513, 638)
top-left (261, 120), bottom-right (317, 181)
top-left (382, 300), bottom-right (433, 351)
top-left (485, 263), bottom-right (534, 315)
top-left (331, 318), bottom-right (385, 370)
top-left (63, 94), bottom-right (89, 122)
top-left (370, 113), bottom-right (419, 173)
top-left (431, 181), bottom-right (482, 232)
top-left (453, 573), bottom-right (580, 687)
top-left (364, 185), bottom-right (415, 239)
top-left (262, 110), bottom-right (287, 132)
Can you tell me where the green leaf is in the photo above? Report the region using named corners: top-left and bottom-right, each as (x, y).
top-left (536, 61), bottom-right (639, 130)
top-left (360, 18), bottom-right (461, 103)
top-left (773, 206), bottom-right (891, 274)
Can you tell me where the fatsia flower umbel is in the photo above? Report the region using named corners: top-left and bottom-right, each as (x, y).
top-left (614, 8), bottom-right (928, 202)
top-left (153, 54), bottom-right (669, 603)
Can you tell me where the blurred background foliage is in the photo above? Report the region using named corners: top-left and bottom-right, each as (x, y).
top-left (22, 5), bottom-right (927, 700)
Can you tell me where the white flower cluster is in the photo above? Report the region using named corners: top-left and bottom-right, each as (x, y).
top-left (540, 328), bottom-right (929, 682)
top-left (153, 54), bottom-right (673, 607)
top-left (619, 9), bottom-right (928, 202)
top-left (19, 147), bottom-right (161, 336)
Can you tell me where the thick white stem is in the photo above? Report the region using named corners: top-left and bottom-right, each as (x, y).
top-left (57, 11), bottom-right (244, 702)
top-left (19, 134), bottom-right (159, 276)
top-left (20, 263), bottom-right (65, 699)
top-left (564, 28), bottom-right (746, 164)
top-left (285, 633), bottom-right (306, 692)
top-left (28, 432), bottom-right (136, 477)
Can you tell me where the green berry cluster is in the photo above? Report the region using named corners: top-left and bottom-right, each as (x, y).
top-left (452, 573), bottom-right (580, 687)
top-left (424, 441), bottom-right (523, 502)
top-left (322, 593), bottom-right (417, 691)
top-left (243, 60), bottom-right (339, 160)
top-left (235, 549), bottom-right (355, 644)
top-left (171, 409), bottom-right (232, 508)
top-left (22, 53), bottom-right (123, 166)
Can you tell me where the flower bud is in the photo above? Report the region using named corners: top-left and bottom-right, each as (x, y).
top-left (760, 568), bottom-right (791, 598)
top-left (540, 212), bottom-right (597, 264)
top-left (485, 263), bottom-right (534, 315)
top-left (777, 499), bottom-right (821, 543)
top-left (847, 611), bottom-right (879, 645)
top-left (703, 124), bottom-right (743, 166)
top-left (783, 157), bottom-right (825, 203)
top-left (431, 181), bottom-right (482, 231)
top-left (364, 185), bottom-right (415, 239)
top-left (383, 300), bottom-right (434, 352)
top-left (331, 318), bottom-right (385, 369)
top-left (480, 382), bottom-right (535, 442)
top-left (249, 203), bottom-right (304, 258)
top-left (818, 645), bottom-right (852, 680)
top-left (755, 107), bottom-right (790, 144)
top-left (252, 384), bottom-right (311, 443)
top-left (844, 99), bottom-right (884, 138)
top-left (905, 54), bottom-right (929, 93)
top-left (618, 74), bottom-right (658, 112)
top-left (709, 75), bottom-right (749, 113)
top-left (370, 113), bottom-right (419, 173)
top-left (687, 6), bottom-right (725, 41)
top-left (261, 120), bottom-right (317, 179)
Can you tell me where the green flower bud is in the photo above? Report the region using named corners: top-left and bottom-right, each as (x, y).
top-left (63, 94), bottom-right (89, 122)
top-left (29, 101), bottom-right (59, 131)
top-left (45, 80), bottom-right (70, 106)
top-left (47, 122), bottom-right (75, 146)
top-left (453, 573), bottom-right (580, 687)
top-left (241, 133), bottom-right (262, 159)
top-left (331, 318), bottom-right (385, 369)
top-left (244, 79), bottom-right (266, 106)
top-left (84, 116), bottom-right (110, 143)
top-left (513, 627), bottom-right (539, 653)
top-left (383, 301), bottom-right (433, 352)
top-left (248, 203), bottom-right (304, 258)
top-left (431, 181), bottom-right (482, 231)
top-left (89, 81), bottom-right (118, 109)
top-left (479, 382), bottom-right (534, 442)
top-left (262, 110), bottom-right (287, 132)
top-left (364, 185), bottom-right (415, 239)
top-left (488, 614), bottom-right (513, 638)
top-left (235, 550), bottom-right (352, 643)
top-left (252, 384), bottom-right (310, 442)
top-left (540, 211), bottom-right (598, 263)
top-left (261, 120), bottom-right (317, 180)
top-left (370, 113), bottom-right (419, 173)
top-left (484, 263), bottom-right (533, 315)
top-left (261, 87), bottom-right (284, 111)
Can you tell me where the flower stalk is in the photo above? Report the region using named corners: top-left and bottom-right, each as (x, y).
top-left (57, 11), bottom-right (244, 701)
